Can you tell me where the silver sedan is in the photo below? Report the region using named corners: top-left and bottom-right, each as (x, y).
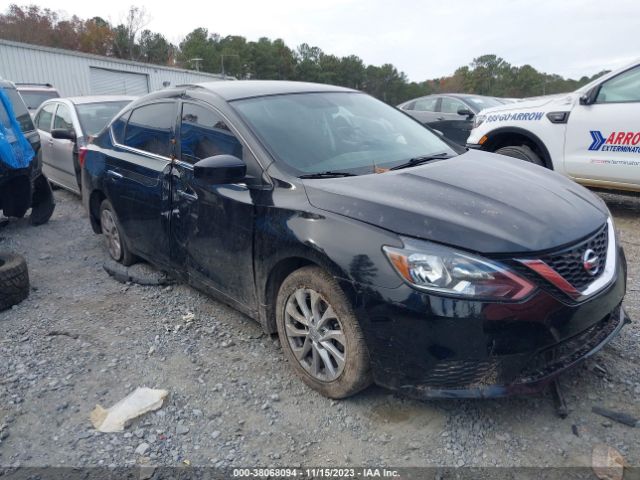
top-left (34, 96), bottom-right (134, 194)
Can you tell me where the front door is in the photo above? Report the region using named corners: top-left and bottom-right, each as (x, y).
top-left (435, 97), bottom-right (474, 145)
top-left (564, 65), bottom-right (640, 189)
top-left (170, 101), bottom-right (258, 311)
top-left (104, 101), bottom-right (176, 266)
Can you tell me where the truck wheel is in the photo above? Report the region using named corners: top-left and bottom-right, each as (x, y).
top-left (0, 253), bottom-right (29, 311)
top-left (495, 145), bottom-right (545, 167)
top-left (275, 266), bottom-right (372, 398)
top-left (99, 199), bottom-right (135, 266)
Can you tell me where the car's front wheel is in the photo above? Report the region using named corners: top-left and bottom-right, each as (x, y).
top-left (495, 145), bottom-right (545, 167)
top-left (99, 199), bottom-right (135, 266)
top-left (275, 266), bottom-right (372, 398)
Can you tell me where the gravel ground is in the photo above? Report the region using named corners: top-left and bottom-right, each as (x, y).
top-left (0, 189), bottom-right (638, 469)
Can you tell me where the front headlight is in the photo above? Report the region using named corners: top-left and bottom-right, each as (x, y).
top-left (383, 238), bottom-right (535, 301)
top-left (473, 114), bottom-right (486, 129)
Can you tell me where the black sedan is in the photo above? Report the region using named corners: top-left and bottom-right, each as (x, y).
top-left (82, 81), bottom-right (629, 399)
top-left (397, 93), bottom-right (506, 145)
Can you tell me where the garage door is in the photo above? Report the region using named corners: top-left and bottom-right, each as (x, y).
top-left (90, 67), bottom-right (149, 96)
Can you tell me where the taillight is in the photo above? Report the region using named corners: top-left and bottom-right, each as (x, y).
top-left (78, 147), bottom-right (88, 168)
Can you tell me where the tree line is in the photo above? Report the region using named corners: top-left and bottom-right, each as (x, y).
top-left (0, 4), bottom-right (607, 105)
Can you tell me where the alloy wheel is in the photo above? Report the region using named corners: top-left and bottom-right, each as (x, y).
top-left (284, 288), bottom-right (347, 381)
top-left (101, 208), bottom-right (122, 260)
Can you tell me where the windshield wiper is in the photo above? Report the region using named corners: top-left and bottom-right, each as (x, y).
top-left (298, 171), bottom-right (358, 179)
top-left (390, 153), bottom-right (454, 170)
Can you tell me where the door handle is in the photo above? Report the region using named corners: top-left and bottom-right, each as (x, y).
top-left (107, 170), bottom-right (123, 180)
top-left (176, 189), bottom-right (197, 202)
top-left (436, 116), bottom-right (444, 121)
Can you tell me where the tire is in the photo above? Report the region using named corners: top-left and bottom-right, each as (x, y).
top-left (30, 174), bottom-right (55, 226)
top-left (0, 253), bottom-right (29, 311)
top-left (275, 266), bottom-right (372, 398)
top-left (495, 145), bottom-right (545, 167)
top-left (99, 199), bottom-right (135, 266)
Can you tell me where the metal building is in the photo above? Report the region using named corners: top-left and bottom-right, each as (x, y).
top-left (0, 39), bottom-right (229, 97)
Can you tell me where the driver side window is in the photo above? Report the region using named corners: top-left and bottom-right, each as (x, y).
top-left (440, 97), bottom-right (468, 114)
top-left (596, 66), bottom-right (640, 103)
top-left (53, 104), bottom-right (73, 132)
top-left (179, 103), bottom-right (242, 164)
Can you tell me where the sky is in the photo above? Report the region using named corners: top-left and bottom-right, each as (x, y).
top-left (26, 0), bottom-right (640, 82)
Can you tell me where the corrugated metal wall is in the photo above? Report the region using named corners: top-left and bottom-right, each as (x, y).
top-left (89, 67), bottom-right (149, 95)
top-left (0, 39), bottom-right (228, 97)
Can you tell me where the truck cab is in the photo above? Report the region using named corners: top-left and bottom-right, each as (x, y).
top-left (467, 60), bottom-right (640, 193)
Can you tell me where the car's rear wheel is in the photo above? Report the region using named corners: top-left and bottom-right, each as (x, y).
top-left (99, 199), bottom-right (135, 266)
top-left (495, 145), bottom-right (545, 167)
top-left (275, 266), bottom-right (372, 398)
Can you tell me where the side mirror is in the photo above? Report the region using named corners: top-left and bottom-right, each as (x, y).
top-left (193, 154), bottom-right (246, 184)
top-left (579, 86), bottom-right (599, 105)
top-left (457, 107), bottom-right (474, 118)
top-left (51, 128), bottom-right (76, 141)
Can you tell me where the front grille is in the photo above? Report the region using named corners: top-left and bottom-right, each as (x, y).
top-left (541, 225), bottom-right (608, 290)
top-left (517, 310), bottom-right (620, 383)
top-left (419, 359), bottom-right (501, 389)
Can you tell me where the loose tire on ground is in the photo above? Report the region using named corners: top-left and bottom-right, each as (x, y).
top-left (0, 253), bottom-right (29, 311)
top-left (495, 145), bottom-right (545, 167)
top-left (99, 199), bottom-right (135, 266)
top-left (275, 265), bottom-right (372, 398)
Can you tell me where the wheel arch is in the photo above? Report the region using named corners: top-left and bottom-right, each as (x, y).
top-left (260, 249), bottom-right (356, 335)
top-left (480, 127), bottom-right (553, 169)
top-left (88, 189), bottom-right (107, 234)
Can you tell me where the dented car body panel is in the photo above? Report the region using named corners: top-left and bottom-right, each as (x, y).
top-left (83, 81), bottom-right (628, 398)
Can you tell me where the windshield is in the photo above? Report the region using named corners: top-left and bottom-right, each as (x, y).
top-left (19, 90), bottom-right (59, 110)
top-left (232, 92), bottom-right (457, 176)
top-left (76, 101), bottom-right (132, 136)
top-left (1, 88), bottom-right (35, 132)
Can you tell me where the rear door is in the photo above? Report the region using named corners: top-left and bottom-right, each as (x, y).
top-left (50, 103), bottom-right (78, 191)
top-left (564, 64), bottom-right (640, 189)
top-left (104, 101), bottom-right (177, 266)
top-left (170, 100), bottom-right (258, 309)
top-left (435, 97), bottom-right (474, 145)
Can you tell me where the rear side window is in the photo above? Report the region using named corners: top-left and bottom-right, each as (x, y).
top-left (36, 103), bottom-right (56, 133)
top-left (124, 102), bottom-right (175, 157)
top-left (111, 111), bottom-right (131, 144)
top-left (53, 104), bottom-right (73, 131)
top-left (413, 97), bottom-right (438, 112)
top-left (3, 88), bottom-right (34, 132)
top-left (180, 103), bottom-right (242, 164)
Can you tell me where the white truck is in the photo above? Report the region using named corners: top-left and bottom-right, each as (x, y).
top-left (467, 59), bottom-right (640, 193)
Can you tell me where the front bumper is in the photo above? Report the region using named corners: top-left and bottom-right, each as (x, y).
top-left (357, 248), bottom-right (629, 398)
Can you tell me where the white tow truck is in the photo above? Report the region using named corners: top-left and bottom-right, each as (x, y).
top-left (467, 59), bottom-right (640, 193)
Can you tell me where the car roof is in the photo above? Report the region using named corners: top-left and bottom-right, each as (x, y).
top-left (188, 80), bottom-right (356, 101)
top-left (0, 79), bottom-right (17, 90)
top-left (66, 95), bottom-right (136, 105)
top-left (15, 83), bottom-right (58, 91)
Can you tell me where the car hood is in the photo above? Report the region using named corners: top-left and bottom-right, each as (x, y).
top-left (303, 150), bottom-right (608, 254)
top-left (480, 93), bottom-right (577, 115)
